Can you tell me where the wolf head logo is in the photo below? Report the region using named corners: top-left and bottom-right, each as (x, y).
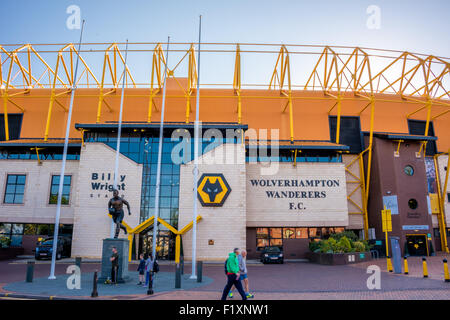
top-left (202, 179), bottom-right (223, 202)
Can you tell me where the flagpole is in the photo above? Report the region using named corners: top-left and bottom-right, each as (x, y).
top-left (49, 20), bottom-right (85, 279)
top-left (190, 15), bottom-right (202, 280)
top-left (152, 37), bottom-right (170, 260)
top-left (110, 40), bottom-right (129, 237)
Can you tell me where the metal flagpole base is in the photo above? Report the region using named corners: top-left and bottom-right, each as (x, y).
top-left (48, 276), bottom-right (56, 280)
top-left (189, 275), bottom-right (197, 280)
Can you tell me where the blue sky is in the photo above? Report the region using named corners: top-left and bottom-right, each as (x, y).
top-left (1, 0), bottom-right (449, 86)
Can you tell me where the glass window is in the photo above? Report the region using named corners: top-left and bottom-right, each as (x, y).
top-left (49, 175), bottom-right (72, 205)
top-left (408, 199), bottom-right (418, 210)
top-left (24, 224), bottom-right (38, 235)
top-left (257, 239), bottom-right (269, 248)
top-left (295, 228), bottom-right (308, 239)
top-left (4, 174), bottom-right (26, 204)
top-left (0, 223), bottom-right (11, 234)
top-left (269, 228), bottom-right (282, 239)
top-left (404, 165), bottom-right (414, 176)
top-left (270, 239), bottom-right (283, 246)
top-left (12, 224), bottom-right (23, 234)
top-left (256, 228), bottom-right (268, 239)
top-left (309, 228), bottom-right (321, 238)
top-left (283, 228), bottom-right (295, 239)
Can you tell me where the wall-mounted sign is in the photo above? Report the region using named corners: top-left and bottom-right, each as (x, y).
top-left (197, 173), bottom-right (231, 207)
top-left (246, 163), bottom-right (348, 226)
top-left (383, 195), bottom-right (399, 215)
top-left (402, 225), bottom-right (429, 231)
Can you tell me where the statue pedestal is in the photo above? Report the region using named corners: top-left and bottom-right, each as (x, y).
top-left (98, 238), bottom-right (130, 283)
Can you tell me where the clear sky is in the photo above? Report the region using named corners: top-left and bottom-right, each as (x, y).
top-left (1, 0), bottom-right (449, 87)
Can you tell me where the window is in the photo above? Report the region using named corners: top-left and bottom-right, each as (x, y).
top-left (49, 175), bottom-right (72, 205)
top-left (408, 198), bottom-right (418, 210)
top-left (329, 116), bottom-right (363, 153)
top-left (0, 223), bottom-right (24, 247)
top-left (4, 174), bottom-right (26, 204)
top-left (404, 165), bottom-right (414, 176)
top-left (408, 119), bottom-right (437, 156)
top-left (0, 114), bottom-right (23, 141)
top-left (295, 228), bottom-right (308, 239)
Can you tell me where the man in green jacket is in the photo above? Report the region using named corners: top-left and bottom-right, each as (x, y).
top-left (221, 248), bottom-right (247, 300)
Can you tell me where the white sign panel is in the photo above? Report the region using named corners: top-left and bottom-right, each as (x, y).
top-left (246, 163), bottom-right (349, 226)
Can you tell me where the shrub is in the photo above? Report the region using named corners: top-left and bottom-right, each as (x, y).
top-left (329, 231), bottom-right (359, 242)
top-left (309, 241), bottom-right (321, 253)
top-left (353, 241), bottom-right (366, 252)
top-left (309, 231), bottom-right (371, 254)
top-left (336, 236), bottom-right (352, 253)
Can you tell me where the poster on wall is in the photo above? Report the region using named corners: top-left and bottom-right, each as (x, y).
top-left (382, 195), bottom-right (399, 215)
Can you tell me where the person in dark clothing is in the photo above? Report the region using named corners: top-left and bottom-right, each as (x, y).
top-left (110, 247), bottom-right (119, 284)
top-left (108, 189), bottom-right (131, 238)
top-left (137, 253), bottom-right (146, 285)
top-left (221, 248), bottom-right (247, 300)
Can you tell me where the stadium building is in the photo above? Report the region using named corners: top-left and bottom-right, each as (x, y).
top-left (0, 43), bottom-right (449, 261)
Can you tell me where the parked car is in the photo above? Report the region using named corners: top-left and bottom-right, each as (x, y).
top-left (260, 246), bottom-right (284, 264)
top-left (35, 236), bottom-right (71, 260)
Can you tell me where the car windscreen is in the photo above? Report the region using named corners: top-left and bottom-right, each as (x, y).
top-left (41, 240), bottom-right (53, 246)
top-left (265, 247), bottom-right (280, 253)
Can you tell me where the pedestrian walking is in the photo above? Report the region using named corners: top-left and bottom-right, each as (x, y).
top-left (228, 249), bottom-right (254, 298)
top-left (137, 253), bottom-right (146, 285)
top-left (221, 248), bottom-right (247, 300)
top-left (145, 253), bottom-right (156, 287)
top-left (239, 250), bottom-right (254, 298)
top-left (110, 247), bottom-right (119, 285)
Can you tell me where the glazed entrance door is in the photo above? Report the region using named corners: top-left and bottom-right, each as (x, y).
top-left (140, 229), bottom-right (175, 260)
top-left (406, 235), bottom-right (428, 256)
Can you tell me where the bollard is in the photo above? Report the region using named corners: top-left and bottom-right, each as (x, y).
top-left (197, 261), bottom-right (203, 283)
top-left (147, 272), bottom-right (154, 295)
top-left (386, 256), bottom-right (393, 272)
top-left (91, 271), bottom-right (98, 298)
top-left (75, 257), bottom-right (82, 269)
top-left (403, 256), bottom-right (409, 275)
top-left (175, 264), bottom-right (181, 289)
top-left (26, 260), bottom-right (35, 283)
top-left (443, 259), bottom-right (450, 283)
top-left (422, 257), bottom-right (428, 278)
top-left (180, 256), bottom-right (184, 275)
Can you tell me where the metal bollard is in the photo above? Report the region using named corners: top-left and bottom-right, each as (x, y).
top-left (403, 256), bottom-right (409, 275)
top-left (180, 256), bottom-right (184, 275)
top-left (175, 264), bottom-right (181, 289)
top-left (26, 260), bottom-right (35, 282)
top-left (386, 255), bottom-right (393, 272)
top-left (75, 257), bottom-right (82, 269)
top-left (147, 272), bottom-right (154, 295)
top-left (443, 259), bottom-right (450, 282)
top-left (91, 271), bottom-right (98, 298)
top-left (422, 257), bottom-right (428, 278)
top-left (197, 261), bottom-right (203, 283)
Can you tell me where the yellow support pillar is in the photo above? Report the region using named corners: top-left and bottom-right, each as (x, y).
top-left (359, 154), bottom-right (369, 240)
top-left (434, 154), bottom-right (449, 253)
top-left (185, 94), bottom-right (191, 123)
top-left (44, 95), bottom-right (55, 141)
top-left (175, 234), bottom-right (181, 264)
top-left (365, 99), bottom-right (375, 200)
top-left (288, 95), bottom-right (294, 142)
top-left (335, 95), bottom-right (342, 144)
top-left (128, 234), bottom-right (133, 261)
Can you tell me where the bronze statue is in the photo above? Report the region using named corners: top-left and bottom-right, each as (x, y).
top-left (108, 189), bottom-right (131, 238)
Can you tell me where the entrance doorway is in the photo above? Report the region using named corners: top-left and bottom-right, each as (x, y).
top-left (406, 235), bottom-right (428, 256)
top-left (139, 229), bottom-right (175, 260)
